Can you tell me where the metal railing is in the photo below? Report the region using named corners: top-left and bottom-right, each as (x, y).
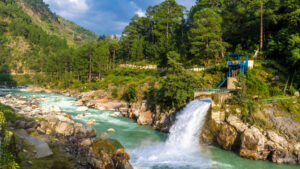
top-left (261, 97), bottom-right (297, 104)
top-left (193, 88), bottom-right (236, 93)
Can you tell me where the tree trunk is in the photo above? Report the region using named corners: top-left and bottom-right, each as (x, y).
top-left (260, 0), bottom-right (264, 51)
top-left (89, 55), bottom-right (92, 82)
top-left (113, 49), bottom-right (116, 69)
top-left (166, 6), bottom-right (170, 43)
top-left (220, 37), bottom-right (224, 58)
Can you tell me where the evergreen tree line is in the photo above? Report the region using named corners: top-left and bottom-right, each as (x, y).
top-left (0, 0), bottom-right (299, 88)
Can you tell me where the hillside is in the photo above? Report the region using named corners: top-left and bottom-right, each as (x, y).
top-left (0, 0), bottom-right (98, 76)
top-left (19, 0), bottom-right (99, 46)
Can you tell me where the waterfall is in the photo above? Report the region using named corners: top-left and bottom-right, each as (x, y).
top-left (130, 99), bottom-right (212, 169)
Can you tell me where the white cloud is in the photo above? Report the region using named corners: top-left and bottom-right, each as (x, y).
top-left (44, 0), bottom-right (89, 18)
top-left (130, 1), bottom-right (146, 17)
top-left (135, 9), bottom-right (146, 17)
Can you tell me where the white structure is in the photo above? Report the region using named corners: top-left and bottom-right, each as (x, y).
top-left (248, 60), bottom-right (254, 69)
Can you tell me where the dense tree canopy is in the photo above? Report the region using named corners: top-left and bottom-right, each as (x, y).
top-left (0, 0), bottom-right (299, 89)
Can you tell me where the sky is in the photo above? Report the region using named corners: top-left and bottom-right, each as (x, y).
top-left (43, 0), bottom-right (196, 36)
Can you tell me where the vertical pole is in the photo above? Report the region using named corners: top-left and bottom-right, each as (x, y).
top-left (260, 0), bottom-right (264, 51)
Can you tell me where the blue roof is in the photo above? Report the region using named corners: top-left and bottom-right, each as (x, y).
top-left (227, 53), bottom-right (243, 57)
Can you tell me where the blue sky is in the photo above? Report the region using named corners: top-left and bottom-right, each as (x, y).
top-left (43, 0), bottom-right (196, 36)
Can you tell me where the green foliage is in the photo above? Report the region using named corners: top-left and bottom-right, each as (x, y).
top-left (189, 7), bottom-right (227, 65)
top-left (0, 104), bottom-right (19, 169)
top-left (227, 75), bottom-right (258, 122)
top-left (274, 99), bottom-right (300, 122)
top-left (147, 57), bottom-right (201, 112)
top-left (111, 88), bottom-right (119, 98)
top-left (245, 71), bottom-right (269, 98)
top-left (122, 84), bottom-right (138, 103)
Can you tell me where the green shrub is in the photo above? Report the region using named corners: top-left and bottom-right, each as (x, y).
top-left (289, 86), bottom-right (297, 96)
top-left (122, 84), bottom-right (138, 103)
top-left (111, 88), bottom-right (118, 98)
top-left (246, 71), bottom-right (269, 98)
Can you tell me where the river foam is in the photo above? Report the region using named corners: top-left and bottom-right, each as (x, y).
top-left (130, 99), bottom-right (212, 169)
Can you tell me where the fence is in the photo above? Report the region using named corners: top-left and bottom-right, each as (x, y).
top-left (261, 97), bottom-right (297, 104)
top-left (193, 88), bottom-right (236, 93)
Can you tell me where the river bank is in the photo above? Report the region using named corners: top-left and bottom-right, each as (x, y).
top-left (0, 92), bottom-right (133, 169)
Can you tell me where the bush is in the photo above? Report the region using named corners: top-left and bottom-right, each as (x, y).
top-left (111, 88), bottom-right (118, 98)
top-left (0, 104), bottom-right (19, 169)
top-left (155, 72), bottom-right (197, 112)
top-left (289, 86), bottom-right (297, 96)
top-left (246, 71), bottom-right (269, 98)
top-left (122, 84), bottom-right (138, 103)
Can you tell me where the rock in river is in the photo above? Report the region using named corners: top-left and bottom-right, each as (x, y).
top-left (76, 106), bottom-right (89, 112)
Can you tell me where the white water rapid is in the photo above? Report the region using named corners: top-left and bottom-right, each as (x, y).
top-left (130, 99), bottom-right (212, 169)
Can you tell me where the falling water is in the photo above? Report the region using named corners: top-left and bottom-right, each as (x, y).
top-left (130, 99), bottom-right (212, 169)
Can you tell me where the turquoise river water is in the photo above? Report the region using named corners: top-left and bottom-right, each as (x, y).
top-left (2, 89), bottom-right (299, 169)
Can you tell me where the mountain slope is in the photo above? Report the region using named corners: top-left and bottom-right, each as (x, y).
top-left (19, 0), bottom-right (98, 45)
top-left (0, 0), bottom-right (98, 76)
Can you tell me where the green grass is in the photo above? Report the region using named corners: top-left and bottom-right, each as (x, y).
top-left (273, 98), bottom-right (300, 122)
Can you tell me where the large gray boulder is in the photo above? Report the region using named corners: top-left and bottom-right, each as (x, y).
top-left (55, 122), bottom-right (74, 136)
top-left (137, 111), bottom-right (153, 126)
top-left (226, 115), bottom-right (248, 133)
top-left (217, 123), bottom-right (237, 150)
top-left (240, 126), bottom-right (267, 160)
top-left (74, 123), bottom-right (97, 138)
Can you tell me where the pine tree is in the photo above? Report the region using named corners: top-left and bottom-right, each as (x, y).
top-left (189, 7), bottom-right (225, 65)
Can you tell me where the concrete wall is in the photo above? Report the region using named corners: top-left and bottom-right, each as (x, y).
top-left (248, 60), bottom-right (254, 69)
top-left (227, 77), bottom-right (237, 90)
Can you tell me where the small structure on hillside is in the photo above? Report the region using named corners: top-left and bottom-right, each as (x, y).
top-left (216, 53), bottom-right (249, 89)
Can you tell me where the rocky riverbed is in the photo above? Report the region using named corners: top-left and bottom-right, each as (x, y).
top-left (24, 86), bottom-right (174, 133)
top-left (0, 93), bottom-right (133, 169)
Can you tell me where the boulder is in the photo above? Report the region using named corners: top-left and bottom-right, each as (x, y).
top-left (88, 139), bottom-right (133, 169)
top-left (16, 121), bottom-right (26, 129)
top-left (23, 106), bottom-right (32, 112)
top-left (109, 112), bottom-right (121, 117)
top-left (107, 128), bottom-right (116, 133)
top-left (86, 118), bottom-right (97, 125)
top-left (76, 106), bottom-right (89, 112)
top-left (5, 94), bottom-right (12, 99)
top-left (96, 104), bottom-right (105, 110)
top-left (23, 136), bottom-right (53, 158)
top-left (267, 131), bottom-right (288, 148)
top-left (137, 111), bottom-right (153, 126)
top-left (80, 139), bottom-right (93, 147)
top-left (25, 120), bottom-right (38, 129)
top-left (294, 143), bottom-right (300, 162)
top-left (240, 126), bottom-right (267, 160)
top-left (42, 105), bottom-right (61, 113)
top-left (271, 149), bottom-right (297, 164)
top-left (74, 123), bottom-right (97, 138)
top-left (226, 115), bottom-right (248, 133)
top-left (55, 122), bottom-right (74, 136)
top-left (217, 123), bottom-right (237, 150)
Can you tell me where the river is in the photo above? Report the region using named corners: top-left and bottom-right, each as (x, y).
top-left (1, 89), bottom-right (298, 169)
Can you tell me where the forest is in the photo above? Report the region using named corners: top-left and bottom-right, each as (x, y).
top-left (0, 0), bottom-right (299, 92)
